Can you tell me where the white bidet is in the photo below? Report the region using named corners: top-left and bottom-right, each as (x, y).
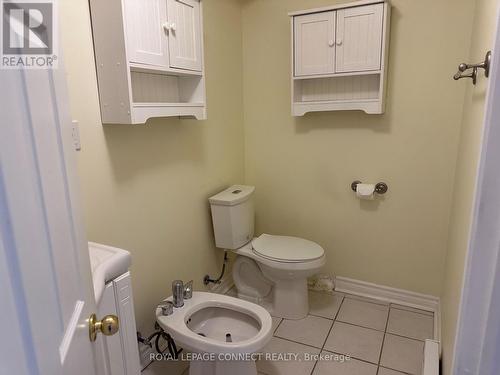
top-left (156, 292), bottom-right (272, 375)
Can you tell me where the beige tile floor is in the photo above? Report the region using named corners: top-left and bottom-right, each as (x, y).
top-left (142, 289), bottom-right (434, 375)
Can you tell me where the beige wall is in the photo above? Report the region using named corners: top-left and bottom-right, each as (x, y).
top-left (60, 0), bottom-right (245, 332)
top-left (241, 0), bottom-right (474, 296)
top-left (441, 0), bottom-right (498, 373)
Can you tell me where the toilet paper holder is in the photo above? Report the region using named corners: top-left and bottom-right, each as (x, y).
top-left (351, 181), bottom-right (388, 195)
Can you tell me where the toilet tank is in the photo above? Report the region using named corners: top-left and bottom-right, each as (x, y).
top-left (209, 185), bottom-right (255, 249)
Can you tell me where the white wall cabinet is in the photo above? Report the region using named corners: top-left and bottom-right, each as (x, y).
top-left (290, 0), bottom-right (390, 116)
top-left (90, 0), bottom-right (206, 124)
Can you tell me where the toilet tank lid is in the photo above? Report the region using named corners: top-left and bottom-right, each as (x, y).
top-left (252, 234), bottom-right (325, 262)
top-left (209, 185), bottom-right (255, 206)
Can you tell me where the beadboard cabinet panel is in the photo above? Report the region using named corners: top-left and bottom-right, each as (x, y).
top-left (335, 3), bottom-right (384, 73)
top-left (294, 11), bottom-right (336, 76)
top-left (167, 0), bottom-right (203, 71)
top-left (124, 0), bottom-right (169, 68)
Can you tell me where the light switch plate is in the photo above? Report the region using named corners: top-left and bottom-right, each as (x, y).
top-left (71, 120), bottom-right (81, 151)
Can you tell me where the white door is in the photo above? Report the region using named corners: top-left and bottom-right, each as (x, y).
top-left (452, 9), bottom-right (500, 374)
top-left (0, 57), bottom-right (113, 374)
top-left (124, 0), bottom-right (169, 68)
top-left (294, 11), bottom-right (336, 77)
top-left (335, 4), bottom-right (384, 73)
top-left (167, 0), bottom-right (203, 71)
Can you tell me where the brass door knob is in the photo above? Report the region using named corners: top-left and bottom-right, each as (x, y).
top-left (89, 314), bottom-right (119, 342)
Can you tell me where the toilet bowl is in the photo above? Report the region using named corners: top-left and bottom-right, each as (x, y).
top-left (209, 185), bottom-right (327, 320)
top-left (233, 234), bottom-right (326, 319)
top-left (156, 292), bottom-right (272, 375)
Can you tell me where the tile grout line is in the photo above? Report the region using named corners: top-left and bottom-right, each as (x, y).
top-left (384, 331), bottom-right (430, 343)
top-left (334, 318), bottom-right (387, 333)
top-left (308, 294), bottom-right (346, 375)
top-left (378, 365), bottom-right (414, 375)
top-left (272, 317), bottom-right (283, 335)
top-left (321, 348), bottom-right (383, 367)
top-left (272, 334), bottom-right (327, 351)
top-left (308, 312), bottom-right (335, 320)
top-left (376, 300), bottom-right (392, 371)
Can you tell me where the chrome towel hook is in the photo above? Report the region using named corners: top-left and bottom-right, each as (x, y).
top-left (454, 51), bottom-right (491, 85)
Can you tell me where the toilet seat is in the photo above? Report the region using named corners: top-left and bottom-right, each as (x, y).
top-left (252, 234), bottom-right (325, 263)
top-left (156, 292), bottom-right (272, 355)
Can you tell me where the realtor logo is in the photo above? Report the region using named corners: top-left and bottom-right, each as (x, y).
top-left (1, 0), bottom-right (58, 68)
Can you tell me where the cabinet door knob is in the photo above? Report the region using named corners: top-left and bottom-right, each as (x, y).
top-left (162, 22), bottom-right (171, 31)
top-left (337, 39), bottom-right (343, 46)
top-left (328, 40), bottom-right (335, 47)
top-left (170, 23), bottom-right (177, 32)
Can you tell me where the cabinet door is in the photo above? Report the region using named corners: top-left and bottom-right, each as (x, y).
top-left (335, 4), bottom-right (384, 73)
top-left (124, 0), bottom-right (169, 68)
top-left (113, 272), bottom-right (141, 375)
top-left (167, 0), bottom-right (203, 71)
top-left (294, 11), bottom-right (336, 77)
top-left (96, 284), bottom-right (124, 375)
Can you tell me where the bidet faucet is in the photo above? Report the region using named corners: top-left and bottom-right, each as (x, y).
top-left (172, 280), bottom-right (184, 308)
top-left (183, 280), bottom-right (193, 299)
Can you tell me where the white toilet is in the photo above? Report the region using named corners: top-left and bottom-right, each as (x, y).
top-left (156, 292), bottom-right (272, 375)
top-left (209, 185), bottom-right (326, 320)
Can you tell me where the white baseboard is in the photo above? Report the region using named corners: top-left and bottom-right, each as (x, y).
top-left (335, 276), bottom-right (441, 344)
top-left (423, 339), bottom-right (440, 375)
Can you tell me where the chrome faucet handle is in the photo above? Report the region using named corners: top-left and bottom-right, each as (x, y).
top-left (172, 280), bottom-right (184, 308)
top-left (159, 301), bottom-right (174, 316)
top-left (184, 280), bottom-right (193, 299)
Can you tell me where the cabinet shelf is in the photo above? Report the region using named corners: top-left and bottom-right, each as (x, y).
top-left (133, 102), bottom-right (205, 107)
top-left (293, 70), bottom-right (382, 80)
top-left (129, 62), bottom-right (204, 78)
top-left (293, 99), bottom-right (382, 116)
top-left (293, 98), bottom-right (379, 105)
top-left (132, 102), bottom-right (206, 123)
